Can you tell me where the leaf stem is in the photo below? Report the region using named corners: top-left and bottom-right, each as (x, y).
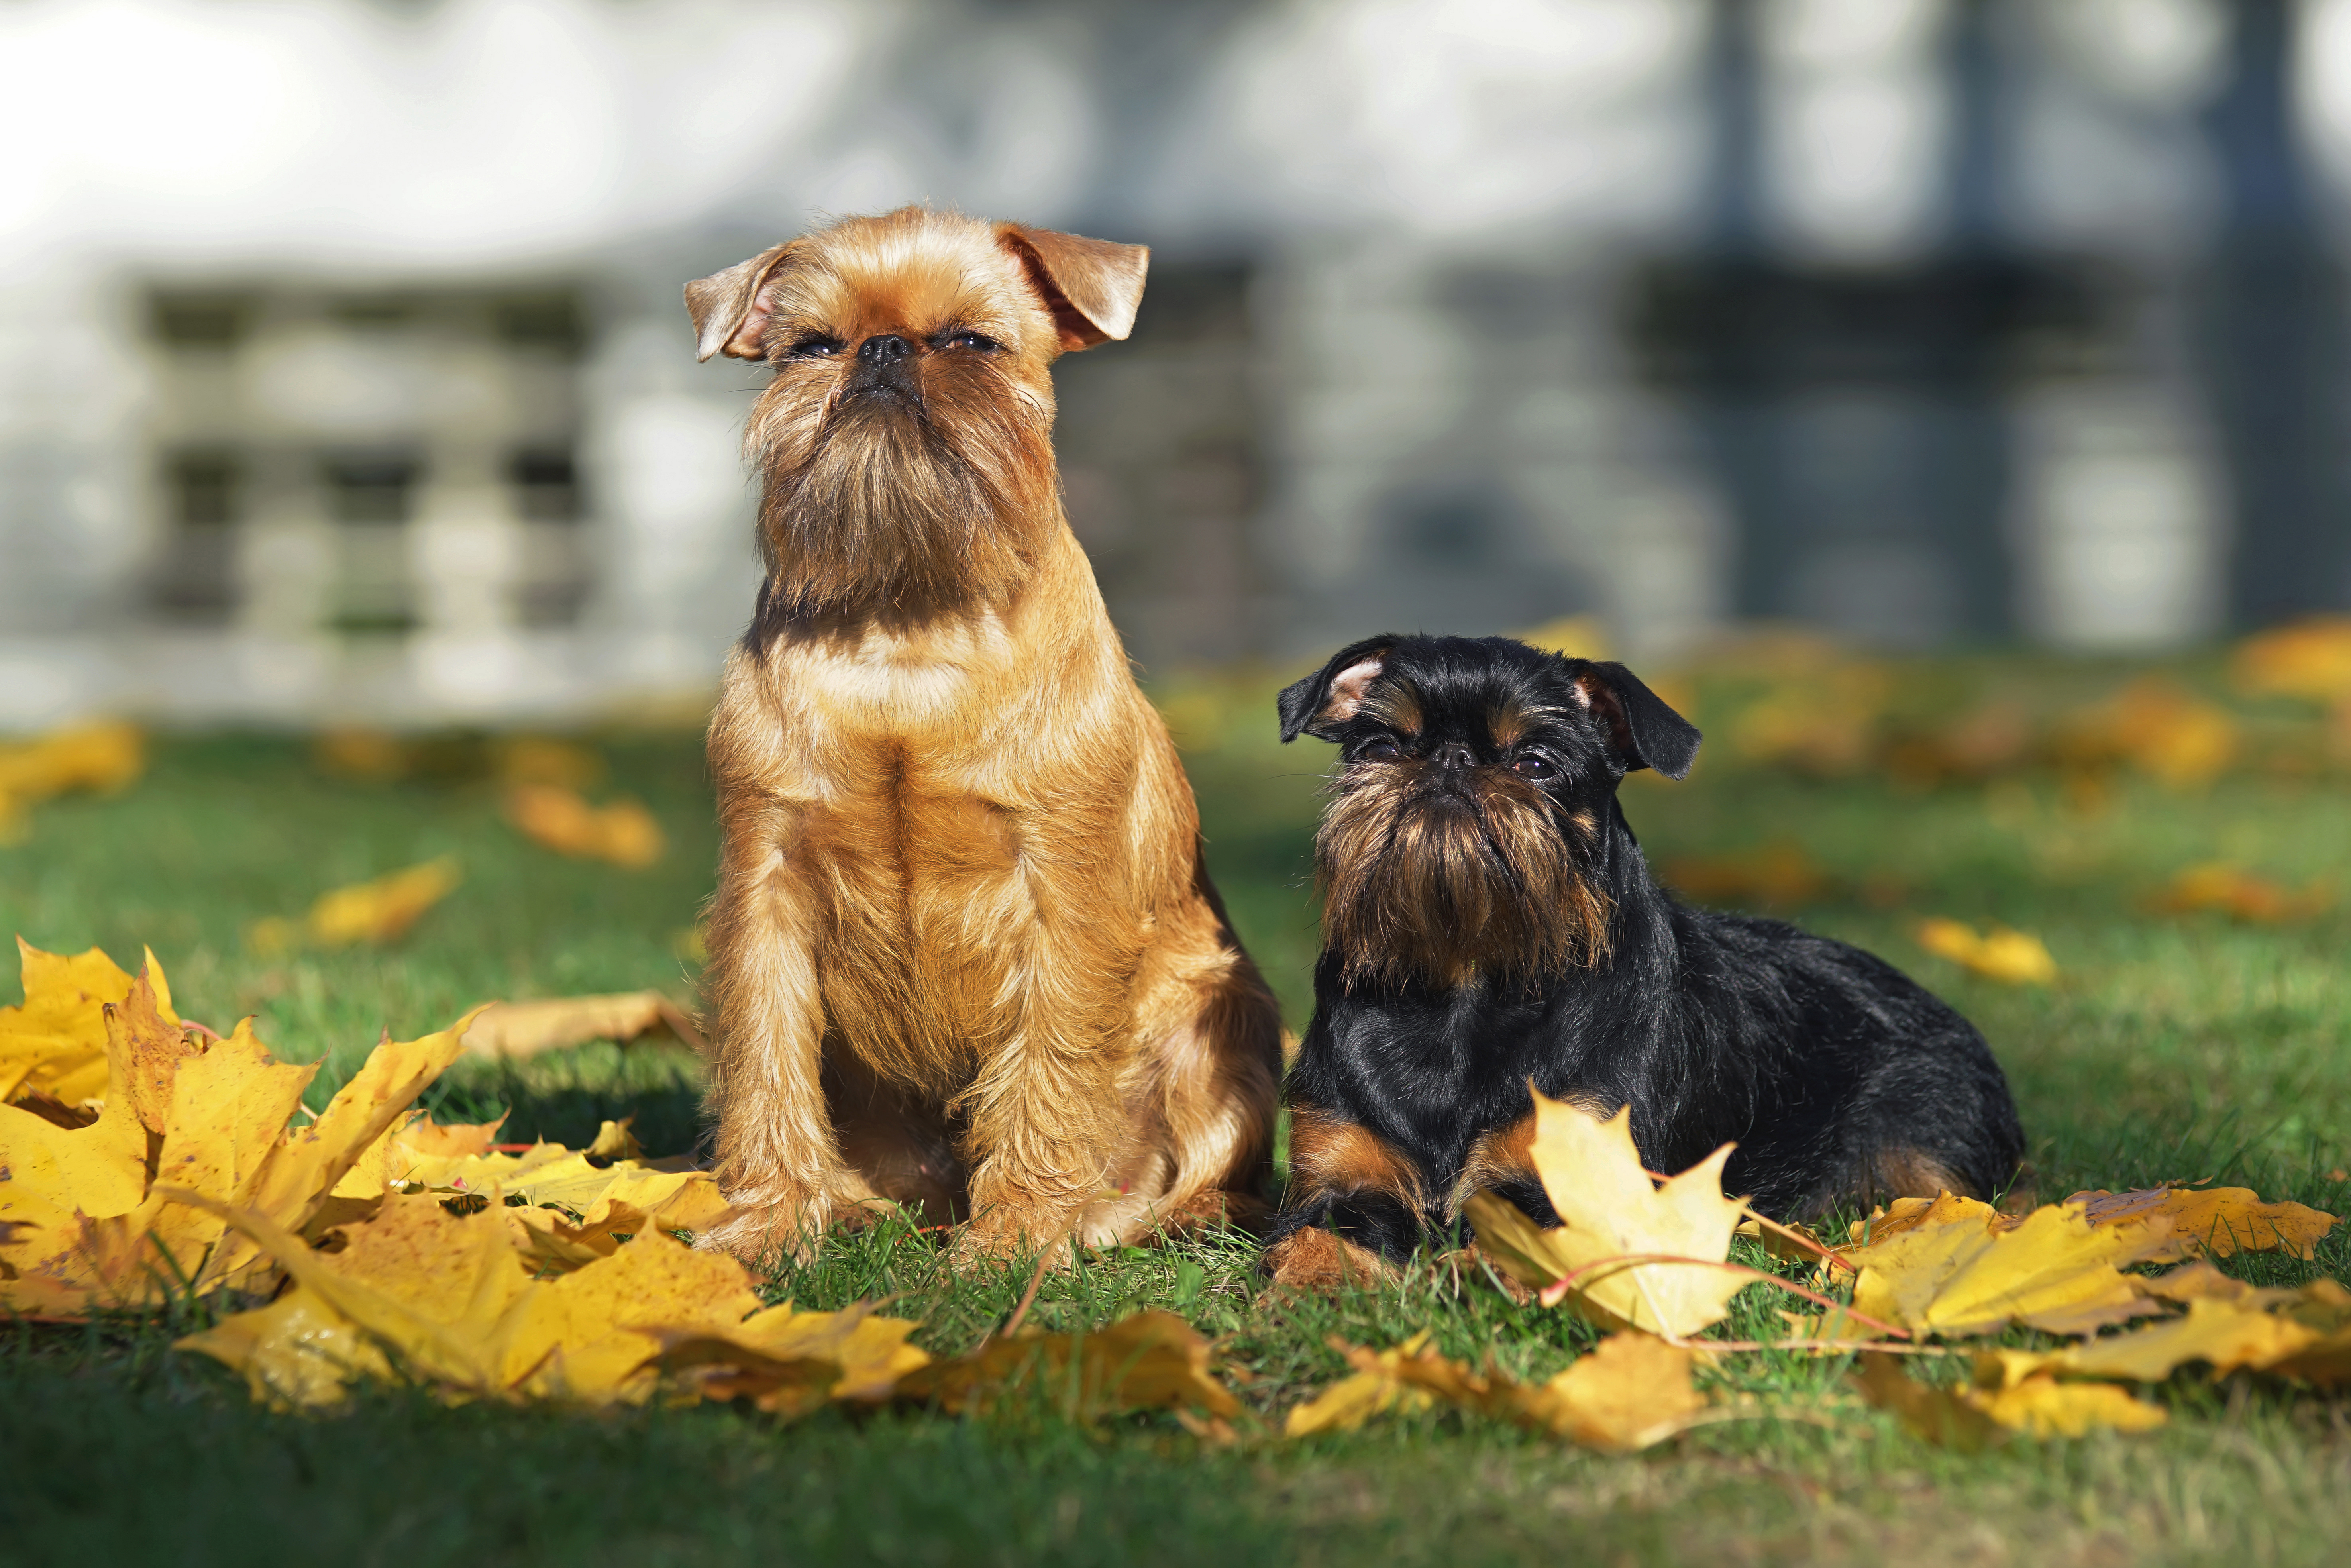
top-left (1532, 1251), bottom-right (1910, 1340)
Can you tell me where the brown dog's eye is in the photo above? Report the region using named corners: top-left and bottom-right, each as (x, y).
top-left (1512, 755), bottom-right (1556, 780)
top-left (786, 334), bottom-right (844, 358)
top-left (1356, 738), bottom-right (1402, 763)
top-left (938, 330), bottom-right (1000, 353)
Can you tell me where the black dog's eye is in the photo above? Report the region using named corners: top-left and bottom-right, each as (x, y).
top-left (1356, 738), bottom-right (1403, 764)
top-left (785, 334), bottom-right (845, 359)
top-left (937, 330), bottom-right (1000, 353)
top-left (1511, 754), bottom-right (1557, 780)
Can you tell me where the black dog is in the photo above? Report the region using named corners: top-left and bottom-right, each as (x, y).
top-left (1262, 634), bottom-right (2025, 1278)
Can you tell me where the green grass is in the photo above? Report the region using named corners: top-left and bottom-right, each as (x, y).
top-left (4, 655), bottom-right (2349, 1567)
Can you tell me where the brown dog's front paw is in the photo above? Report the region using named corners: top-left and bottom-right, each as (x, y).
top-left (1263, 1228), bottom-right (1397, 1293)
top-left (695, 1192), bottom-right (833, 1266)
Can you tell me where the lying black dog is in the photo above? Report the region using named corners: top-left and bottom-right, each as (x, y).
top-left (1263, 634), bottom-right (2025, 1278)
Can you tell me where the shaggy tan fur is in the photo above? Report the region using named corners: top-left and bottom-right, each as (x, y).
top-left (687, 209), bottom-right (1280, 1262)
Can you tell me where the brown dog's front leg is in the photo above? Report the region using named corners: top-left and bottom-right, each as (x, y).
top-left (698, 797), bottom-right (860, 1263)
top-left (954, 933), bottom-right (1135, 1260)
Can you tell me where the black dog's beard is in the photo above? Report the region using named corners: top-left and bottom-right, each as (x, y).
top-left (1316, 767), bottom-right (1611, 989)
top-left (756, 390), bottom-right (1052, 617)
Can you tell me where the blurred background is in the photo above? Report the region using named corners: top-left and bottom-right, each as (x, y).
top-left (8, 0), bottom-right (2351, 728)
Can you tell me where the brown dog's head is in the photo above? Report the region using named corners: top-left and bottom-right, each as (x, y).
top-left (1278, 634), bottom-right (1701, 990)
top-left (686, 208), bottom-right (1148, 619)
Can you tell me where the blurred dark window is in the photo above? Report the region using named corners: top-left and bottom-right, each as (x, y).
top-left (149, 294), bottom-right (254, 351)
top-left (322, 453), bottom-right (420, 524)
top-left (509, 448), bottom-right (582, 521)
top-left (150, 449), bottom-right (243, 622)
top-left (327, 295), bottom-right (418, 332)
top-left (493, 290), bottom-right (587, 357)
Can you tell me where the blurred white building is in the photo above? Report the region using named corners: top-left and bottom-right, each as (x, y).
top-left (2, 0), bottom-right (2345, 728)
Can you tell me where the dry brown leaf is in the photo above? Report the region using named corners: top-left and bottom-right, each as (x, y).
top-left (505, 785), bottom-right (665, 869)
top-left (1915, 918), bottom-right (2058, 986)
top-left (1853, 1353), bottom-right (2004, 1450)
top-left (898, 1310), bottom-right (1237, 1420)
top-left (2147, 862), bottom-right (2332, 924)
top-left (460, 991), bottom-right (703, 1060)
top-left (1662, 843), bottom-right (1828, 909)
top-left (1466, 1089), bottom-right (1747, 1338)
top-left (2065, 1184), bottom-right (2337, 1262)
top-left (1847, 1199), bottom-right (2175, 1338)
top-left (252, 859), bottom-right (463, 955)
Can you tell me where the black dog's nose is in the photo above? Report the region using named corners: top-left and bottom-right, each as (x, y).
top-left (858, 334), bottom-right (912, 365)
top-left (1432, 742), bottom-right (1476, 771)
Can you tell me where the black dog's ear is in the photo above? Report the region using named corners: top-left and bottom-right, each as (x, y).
top-left (1278, 636), bottom-right (1397, 743)
top-left (1567, 660), bottom-right (1701, 779)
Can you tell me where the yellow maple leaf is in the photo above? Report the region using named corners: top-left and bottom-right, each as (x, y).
top-left (459, 991), bottom-right (704, 1060)
top-left (505, 785), bottom-right (665, 869)
top-left (1916, 918), bottom-right (2057, 985)
top-left (898, 1310), bottom-right (1238, 1421)
top-left (652, 1301), bottom-right (933, 1417)
top-left (0, 938), bottom-right (178, 1108)
top-left (2232, 616), bottom-right (2351, 702)
top-left (176, 1189), bottom-right (762, 1407)
top-left (1848, 1199), bottom-right (2174, 1338)
top-left (311, 857), bottom-right (463, 947)
top-left (1465, 1090), bottom-right (1747, 1338)
top-left (2148, 863), bottom-right (2332, 924)
top-left (1284, 1329), bottom-right (1708, 1453)
top-left (0, 722), bottom-right (145, 842)
top-left (2065, 1184), bottom-right (2337, 1262)
top-left (1662, 842), bottom-right (1829, 909)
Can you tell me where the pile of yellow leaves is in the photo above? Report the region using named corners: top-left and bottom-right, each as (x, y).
top-left (1274, 1088), bottom-right (2345, 1450)
top-left (0, 721), bottom-right (143, 842)
top-left (2, 939), bottom-right (1246, 1423)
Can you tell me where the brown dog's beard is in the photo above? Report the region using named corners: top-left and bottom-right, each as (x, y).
top-left (748, 372), bottom-right (1057, 620)
top-left (1316, 766), bottom-right (1611, 989)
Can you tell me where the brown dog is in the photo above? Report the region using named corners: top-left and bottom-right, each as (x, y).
top-left (683, 208), bottom-right (1281, 1263)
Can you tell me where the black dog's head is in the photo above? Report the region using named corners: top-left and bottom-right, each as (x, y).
top-left (1278, 634), bottom-right (1701, 989)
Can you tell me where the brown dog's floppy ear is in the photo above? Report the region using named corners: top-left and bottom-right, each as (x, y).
top-left (685, 242), bottom-right (803, 362)
top-left (999, 226), bottom-right (1149, 351)
top-left (1278, 637), bottom-right (1396, 743)
top-left (1567, 660), bottom-right (1701, 779)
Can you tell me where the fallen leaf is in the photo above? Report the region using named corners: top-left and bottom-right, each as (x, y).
top-left (1853, 1353), bottom-right (2003, 1450)
top-left (306, 858), bottom-right (463, 947)
top-left (505, 785), bottom-right (665, 869)
top-left (1283, 1331), bottom-right (1449, 1435)
top-left (2232, 616), bottom-right (2351, 703)
top-left (1466, 1089), bottom-right (1748, 1338)
top-left (1883, 702), bottom-right (2036, 787)
top-left (0, 722), bottom-right (144, 840)
top-left (1662, 843), bottom-right (1829, 908)
top-left (1915, 918), bottom-right (2058, 985)
top-left (460, 991), bottom-right (704, 1060)
top-left (898, 1310), bottom-right (1238, 1420)
top-left (2065, 1185), bottom-right (2337, 1262)
top-left (1515, 616), bottom-right (1613, 662)
top-left (652, 1301), bottom-right (932, 1417)
top-left (2147, 863), bottom-right (2331, 924)
top-left (1521, 1332), bottom-right (1709, 1452)
top-left (494, 738), bottom-right (605, 790)
top-left (1727, 664), bottom-right (1892, 777)
top-left (1847, 1191), bottom-right (2013, 1247)
top-left (175, 1190), bottom-right (761, 1407)
top-left (2057, 678), bottom-right (2238, 789)
top-left (1967, 1364), bottom-right (2168, 1438)
top-left (0, 938), bottom-right (178, 1109)
top-left (1847, 1199), bottom-right (2174, 1338)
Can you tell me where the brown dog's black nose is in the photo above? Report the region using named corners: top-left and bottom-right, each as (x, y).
top-left (858, 334), bottom-right (912, 365)
top-left (1431, 741), bottom-right (1476, 771)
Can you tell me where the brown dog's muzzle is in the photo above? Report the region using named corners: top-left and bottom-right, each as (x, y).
top-left (843, 333), bottom-right (922, 410)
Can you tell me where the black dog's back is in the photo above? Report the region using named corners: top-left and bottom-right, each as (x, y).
top-left (1266, 634), bottom-right (2026, 1267)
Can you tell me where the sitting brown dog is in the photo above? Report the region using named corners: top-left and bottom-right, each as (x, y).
top-left (683, 207), bottom-right (1281, 1262)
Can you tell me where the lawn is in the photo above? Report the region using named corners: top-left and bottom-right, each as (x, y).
top-left (4, 649), bottom-right (2348, 1567)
